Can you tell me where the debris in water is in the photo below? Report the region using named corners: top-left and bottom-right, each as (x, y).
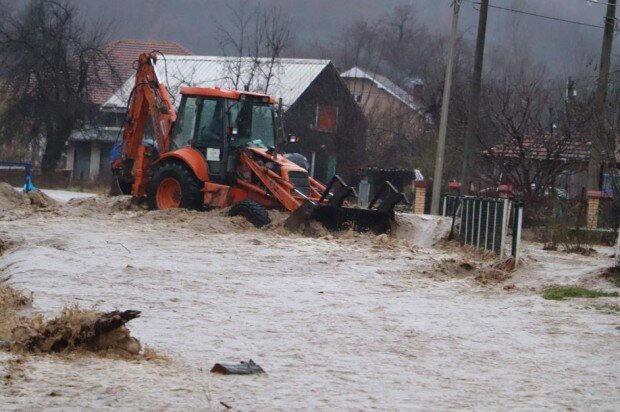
top-left (459, 260), bottom-right (476, 270)
top-left (11, 308), bottom-right (142, 355)
top-left (1, 282), bottom-right (144, 357)
top-left (211, 359), bottom-right (265, 375)
top-left (432, 258), bottom-right (511, 285)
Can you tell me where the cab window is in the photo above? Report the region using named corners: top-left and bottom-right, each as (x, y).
top-left (171, 96), bottom-right (197, 149)
top-left (228, 102), bottom-right (276, 149)
top-left (194, 98), bottom-right (224, 147)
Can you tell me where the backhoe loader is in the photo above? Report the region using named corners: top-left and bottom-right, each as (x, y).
top-left (111, 52), bottom-right (404, 233)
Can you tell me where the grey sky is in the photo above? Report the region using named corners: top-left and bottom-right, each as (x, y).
top-left (13, 0), bottom-right (619, 78)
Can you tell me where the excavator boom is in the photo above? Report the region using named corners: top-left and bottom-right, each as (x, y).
top-left (111, 52), bottom-right (176, 197)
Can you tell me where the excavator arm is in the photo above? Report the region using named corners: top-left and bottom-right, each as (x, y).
top-left (240, 149), bottom-right (405, 233)
top-left (112, 52), bottom-right (177, 197)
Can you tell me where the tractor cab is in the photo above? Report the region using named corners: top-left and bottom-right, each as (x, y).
top-left (171, 87), bottom-right (277, 185)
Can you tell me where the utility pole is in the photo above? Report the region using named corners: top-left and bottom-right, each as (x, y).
top-left (587, 0), bottom-right (616, 191)
top-left (430, 0), bottom-right (461, 215)
top-left (460, 0), bottom-right (489, 195)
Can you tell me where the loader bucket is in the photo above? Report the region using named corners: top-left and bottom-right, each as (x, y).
top-left (310, 204), bottom-right (396, 233)
top-left (285, 176), bottom-right (405, 234)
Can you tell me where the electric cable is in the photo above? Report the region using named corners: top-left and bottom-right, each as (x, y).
top-left (468, 0), bottom-right (611, 29)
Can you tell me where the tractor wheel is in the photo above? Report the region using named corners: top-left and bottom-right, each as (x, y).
top-left (229, 200), bottom-right (271, 228)
top-left (147, 162), bottom-right (203, 210)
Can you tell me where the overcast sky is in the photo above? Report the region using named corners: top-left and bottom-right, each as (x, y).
top-left (11, 0), bottom-right (620, 79)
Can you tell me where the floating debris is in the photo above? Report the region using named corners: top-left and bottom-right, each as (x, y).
top-left (211, 359), bottom-right (265, 375)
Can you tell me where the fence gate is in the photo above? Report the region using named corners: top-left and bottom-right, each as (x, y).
top-left (460, 197), bottom-right (508, 255)
top-left (444, 195), bottom-right (524, 261)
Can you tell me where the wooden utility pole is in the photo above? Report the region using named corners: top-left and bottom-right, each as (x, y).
top-left (587, 0), bottom-right (616, 191)
top-left (460, 0), bottom-right (489, 195)
top-left (430, 0), bottom-right (461, 215)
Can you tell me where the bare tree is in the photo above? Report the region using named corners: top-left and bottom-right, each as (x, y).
top-left (479, 68), bottom-right (594, 200)
top-left (217, 1), bottom-right (253, 89)
top-left (0, 0), bottom-right (113, 174)
top-left (260, 6), bottom-right (292, 92)
top-left (385, 4), bottom-right (416, 43)
top-left (217, 1), bottom-right (293, 93)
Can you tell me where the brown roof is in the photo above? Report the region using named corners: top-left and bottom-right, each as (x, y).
top-left (90, 39), bottom-right (192, 105)
top-left (485, 135), bottom-right (591, 162)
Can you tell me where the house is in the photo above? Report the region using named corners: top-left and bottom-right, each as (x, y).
top-left (341, 66), bottom-right (426, 198)
top-left (341, 66), bottom-right (424, 116)
top-left (483, 136), bottom-right (593, 198)
top-left (103, 55), bottom-right (366, 183)
top-left (65, 39), bottom-right (192, 183)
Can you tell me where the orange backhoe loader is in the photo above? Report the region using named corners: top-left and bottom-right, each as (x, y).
top-left (111, 52), bottom-right (404, 232)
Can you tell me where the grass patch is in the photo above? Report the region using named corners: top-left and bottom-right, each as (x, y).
top-left (542, 286), bottom-right (619, 301)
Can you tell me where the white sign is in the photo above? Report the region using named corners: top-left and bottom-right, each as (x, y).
top-left (206, 148), bottom-right (220, 162)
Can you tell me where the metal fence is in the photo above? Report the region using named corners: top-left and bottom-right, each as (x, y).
top-left (441, 194), bottom-right (460, 217)
top-left (444, 194), bottom-right (524, 262)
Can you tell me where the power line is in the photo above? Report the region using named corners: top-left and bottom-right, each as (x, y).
top-left (469, 1), bottom-right (609, 29)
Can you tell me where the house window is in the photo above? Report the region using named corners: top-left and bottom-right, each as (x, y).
top-left (314, 105), bottom-right (338, 133)
top-left (355, 95), bottom-right (363, 104)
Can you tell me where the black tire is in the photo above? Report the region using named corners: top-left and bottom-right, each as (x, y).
top-left (147, 161), bottom-right (203, 210)
top-left (229, 200), bottom-right (271, 228)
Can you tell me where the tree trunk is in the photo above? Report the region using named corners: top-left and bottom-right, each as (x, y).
top-left (41, 119), bottom-right (74, 175)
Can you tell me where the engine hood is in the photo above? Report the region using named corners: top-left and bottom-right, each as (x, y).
top-left (248, 148), bottom-right (308, 174)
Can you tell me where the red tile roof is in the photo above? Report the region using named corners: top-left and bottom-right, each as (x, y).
top-left (485, 135), bottom-right (591, 162)
top-left (90, 39), bottom-right (192, 105)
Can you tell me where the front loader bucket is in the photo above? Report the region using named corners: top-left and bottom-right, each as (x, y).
top-left (285, 176), bottom-right (406, 234)
top-left (310, 204), bottom-right (396, 233)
